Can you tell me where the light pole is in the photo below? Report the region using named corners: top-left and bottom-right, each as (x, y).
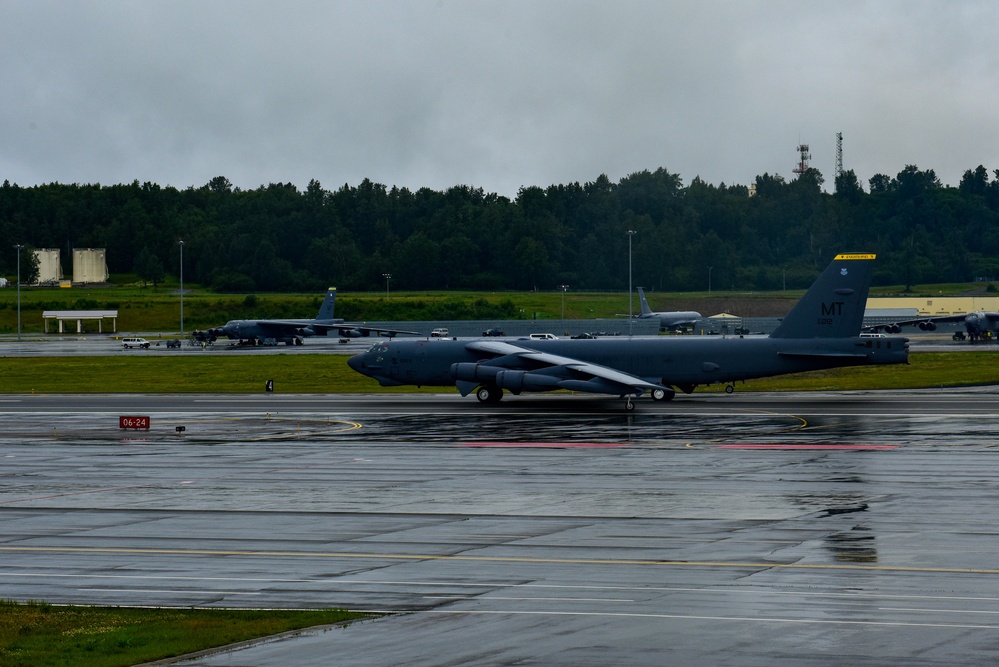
top-left (708, 266), bottom-right (714, 294)
top-left (627, 230), bottom-right (636, 336)
top-left (782, 266), bottom-right (786, 291)
top-left (14, 244), bottom-right (23, 342)
top-left (559, 284), bottom-right (568, 334)
top-left (383, 273), bottom-right (391, 298)
top-left (178, 239), bottom-right (184, 337)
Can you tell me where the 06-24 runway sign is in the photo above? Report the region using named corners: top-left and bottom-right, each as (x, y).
top-left (119, 415), bottom-right (150, 430)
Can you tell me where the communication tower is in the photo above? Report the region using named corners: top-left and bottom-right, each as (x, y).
top-left (792, 143), bottom-right (811, 177)
top-left (835, 132), bottom-right (843, 181)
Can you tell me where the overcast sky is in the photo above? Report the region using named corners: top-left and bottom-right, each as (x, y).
top-left (2, 1), bottom-right (997, 197)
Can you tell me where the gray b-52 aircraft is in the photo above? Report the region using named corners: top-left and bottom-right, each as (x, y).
top-left (208, 288), bottom-right (417, 345)
top-left (873, 311), bottom-right (999, 342)
top-left (635, 286), bottom-right (702, 330)
top-left (348, 254), bottom-right (909, 408)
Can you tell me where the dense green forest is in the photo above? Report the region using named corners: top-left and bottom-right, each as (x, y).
top-left (3, 164), bottom-right (999, 292)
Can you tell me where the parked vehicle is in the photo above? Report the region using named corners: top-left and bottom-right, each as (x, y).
top-left (122, 337), bottom-right (150, 349)
top-left (482, 328), bottom-right (505, 337)
top-left (165, 339), bottom-right (182, 348)
top-left (527, 333), bottom-right (558, 340)
top-left (430, 328), bottom-right (450, 338)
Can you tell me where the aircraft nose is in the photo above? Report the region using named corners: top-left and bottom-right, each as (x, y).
top-left (346, 354), bottom-right (365, 373)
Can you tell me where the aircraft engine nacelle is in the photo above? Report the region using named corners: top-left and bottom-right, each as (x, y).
top-left (451, 362), bottom-right (503, 384)
top-left (338, 328), bottom-right (364, 338)
top-left (884, 324), bottom-right (901, 334)
top-left (917, 321), bottom-right (937, 331)
top-left (295, 327), bottom-right (315, 336)
top-left (451, 363), bottom-right (561, 392)
top-left (494, 370), bottom-right (561, 393)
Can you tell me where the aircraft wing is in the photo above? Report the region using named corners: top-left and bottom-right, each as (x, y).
top-left (865, 312), bottom-right (999, 334)
top-left (320, 323), bottom-right (419, 338)
top-left (865, 314), bottom-right (967, 332)
top-left (252, 320), bottom-right (309, 336)
top-left (463, 340), bottom-right (666, 397)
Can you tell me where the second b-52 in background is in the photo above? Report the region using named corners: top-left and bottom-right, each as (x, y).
top-left (207, 288), bottom-right (417, 346)
top-left (872, 311), bottom-right (999, 342)
top-left (348, 253), bottom-right (910, 409)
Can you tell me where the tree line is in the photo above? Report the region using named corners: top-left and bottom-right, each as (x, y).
top-left (3, 164), bottom-right (999, 293)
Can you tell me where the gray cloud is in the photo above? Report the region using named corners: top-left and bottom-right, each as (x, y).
top-left (2, 0), bottom-right (998, 196)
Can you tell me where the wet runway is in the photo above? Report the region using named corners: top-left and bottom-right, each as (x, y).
top-left (2, 391), bottom-right (999, 665)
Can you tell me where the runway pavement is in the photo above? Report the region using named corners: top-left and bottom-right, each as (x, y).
top-left (2, 391), bottom-right (999, 665)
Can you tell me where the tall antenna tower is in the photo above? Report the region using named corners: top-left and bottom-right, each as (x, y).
top-left (835, 132), bottom-right (843, 182)
top-left (792, 143), bottom-right (811, 177)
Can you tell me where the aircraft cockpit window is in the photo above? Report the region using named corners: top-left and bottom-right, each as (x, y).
top-left (366, 343), bottom-right (389, 353)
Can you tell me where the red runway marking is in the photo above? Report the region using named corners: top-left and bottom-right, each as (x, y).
top-left (459, 442), bottom-right (629, 448)
top-left (717, 443), bottom-right (898, 450)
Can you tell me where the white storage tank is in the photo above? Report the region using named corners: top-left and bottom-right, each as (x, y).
top-left (33, 248), bottom-right (63, 284)
top-left (72, 248), bottom-right (109, 284)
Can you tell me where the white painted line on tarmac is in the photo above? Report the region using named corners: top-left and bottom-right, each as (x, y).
top-left (364, 607), bottom-right (999, 630)
top-left (78, 588), bottom-right (261, 595)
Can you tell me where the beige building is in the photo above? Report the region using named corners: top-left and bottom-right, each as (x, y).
top-left (867, 296), bottom-right (999, 316)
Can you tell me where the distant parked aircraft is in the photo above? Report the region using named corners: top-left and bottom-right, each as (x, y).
top-left (634, 286), bottom-right (702, 330)
top-left (872, 311), bottom-right (999, 342)
top-left (208, 288), bottom-right (417, 345)
top-left (348, 254), bottom-right (909, 409)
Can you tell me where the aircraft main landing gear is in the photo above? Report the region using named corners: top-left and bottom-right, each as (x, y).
top-left (725, 384), bottom-right (735, 394)
top-left (476, 385), bottom-right (503, 403)
top-left (650, 387), bottom-right (676, 402)
top-left (624, 396), bottom-right (635, 411)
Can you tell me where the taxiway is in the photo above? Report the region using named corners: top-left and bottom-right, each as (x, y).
top-left (2, 391), bottom-right (999, 665)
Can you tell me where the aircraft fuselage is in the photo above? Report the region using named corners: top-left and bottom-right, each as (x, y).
top-left (348, 335), bottom-right (909, 391)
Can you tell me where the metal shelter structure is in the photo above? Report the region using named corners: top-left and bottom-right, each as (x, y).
top-left (42, 310), bottom-right (118, 333)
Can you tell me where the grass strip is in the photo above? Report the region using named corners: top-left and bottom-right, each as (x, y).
top-left (0, 351), bottom-right (997, 394)
top-left (0, 600), bottom-right (369, 667)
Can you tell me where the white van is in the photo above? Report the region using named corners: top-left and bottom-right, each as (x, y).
top-left (122, 337), bottom-right (150, 349)
top-left (528, 333), bottom-right (558, 340)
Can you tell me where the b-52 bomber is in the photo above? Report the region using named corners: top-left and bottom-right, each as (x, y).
top-left (872, 311), bottom-right (999, 342)
top-left (348, 254), bottom-right (909, 409)
top-left (209, 288), bottom-right (417, 346)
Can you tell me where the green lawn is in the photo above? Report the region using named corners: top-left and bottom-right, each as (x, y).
top-left (2, 278), bottom-right (988, 335)
top-left (1, 351), bottom-right (996, 395)
top-left (0, 600), bottom-right (369, 667)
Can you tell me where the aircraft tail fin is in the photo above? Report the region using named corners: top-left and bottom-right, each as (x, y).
top-left (316, 287), bottom-right (337, 320)
top-left (769, 254), bottom-right (875, 339)
top-left (637, 287), bottom-right (654, 317)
